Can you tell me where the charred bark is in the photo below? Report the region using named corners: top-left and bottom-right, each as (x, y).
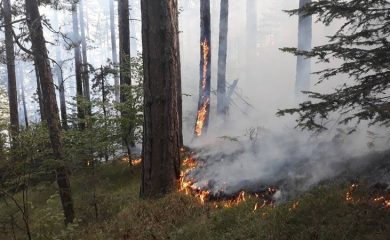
top-left (217, 0), bottom-right (229, 116)
top-left (140, 0), bottom-right (182, 198)
top-left (194, 0), bottom-right (211, 137)
top-left (72, 3), bottom-right (85, 130)
top-left (109, 0), bottom-right (120, 103)
top-left (3, 0), bottom-right (19, 141)
top-left (295, 0), bottom-right (312, 97)
top-left (25, 0), bottom-right (74, 225)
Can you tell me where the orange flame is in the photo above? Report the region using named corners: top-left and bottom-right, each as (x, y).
top-left (195, 99), bottom-right (210, 136)
top-left (131, 158), bottom-right (142, 166)
top-left (201, 39), bottom-right (209, 91)
top-left (179, 154), bottom-right (275, 210)
top-left (194, 39), bottom-right (210, 137)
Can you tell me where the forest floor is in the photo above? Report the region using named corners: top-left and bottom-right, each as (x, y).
top-left (1, 159), bottom-right (390, 240)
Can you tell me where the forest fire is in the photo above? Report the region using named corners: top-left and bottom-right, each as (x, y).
top-left (131, 158), bottom-right (142, 166)
top-left (194, 39), bottom-right (211, 137)
top-left (179, 154), bottom-right (277, 210)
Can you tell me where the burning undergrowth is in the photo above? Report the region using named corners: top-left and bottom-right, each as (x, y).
top-left (181, 128), bottom-right (390, 208)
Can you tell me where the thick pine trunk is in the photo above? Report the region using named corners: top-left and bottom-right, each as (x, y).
top-left (79, 0), bottom-right (91, 108)
top-left (25, 0), bottom-right (74, 225)
top-left (140, 0), bottom-right (182, 198)
top-left (217, 0), bottom-right (229, 117)
top-left (118, 0), bottom-right (131, 89)
top-left (72, 3), bottom-right (85, 130)
top-left (295, 0), bottom-right (312, 97)
top-left (194, 0), bottom-right (211, 137)
top-left (109, 0), bottom-right (120, 103)
top-left (3, 0), bottom-right (19, 141)
top-left (118, 0), bottom-right (133, 155)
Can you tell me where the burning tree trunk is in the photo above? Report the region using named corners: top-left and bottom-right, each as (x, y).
top-left (195, 0), bottom-right (211, 137)
top-left (72, 3), bottom-right (85, 130)
top-left (217, 0), bottom-right (229, 117)
top-left (118, 0), bottom-right (133, 155)
top-left (25, 0), bottom-right (75, 225)
top-left (109, 0), bottom-right (120, 103)
top-left (79, 0), bottom-right (91, 111)
top-left (140, 0), bottom-right (182, 197)
top-left (2, 0), bottom-right (19, 141)
top-left (295, 0), bottom-right (312, 98)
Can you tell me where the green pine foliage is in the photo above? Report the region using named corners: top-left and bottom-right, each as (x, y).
top-left (278, 0), bottom-right (390, 132)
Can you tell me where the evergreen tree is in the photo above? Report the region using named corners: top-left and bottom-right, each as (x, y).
top-left (278, 0), bottom-right (390, 132)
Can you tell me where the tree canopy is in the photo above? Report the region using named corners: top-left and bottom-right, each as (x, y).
top-left (278, 0), bottom-right (390, 132)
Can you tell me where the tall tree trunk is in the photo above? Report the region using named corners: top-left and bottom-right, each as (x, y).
top-left (118, 0), bottom-right (132, 155)
top-left (53, 13), bottom-right (68, 130)
top-left (3, 0), bottom-right (19, 141)
top-left (34, 64), bottom-right (45, 121)
top-left (109, 0), bottom-right (120, 103)
top-left (79, 0), bottom-right (91, 110)
top-left (140, 0), bottom-right (182, 198)
top-left (25, 0), bottom-right (74, 225)
top-left (56, 52), bottom-right (68, 130)
top-left (295, 0), bottom-right (312, 98)
top-left (217, 0), bottom-right (229, 117)
top-left (17, 64), bottom-right (28, 128)
top-left (246, 0), bottom-right (257, 82)
top-left (194, 0), bottom-right (211, 137)
top-left (72, 3), bottom-right (85, 130)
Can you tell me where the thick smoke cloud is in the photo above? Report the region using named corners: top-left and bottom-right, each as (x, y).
top-left (178, 0), bottom-right (389, 198)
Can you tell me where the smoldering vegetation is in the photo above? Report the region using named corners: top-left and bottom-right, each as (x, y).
top-left (178, 0), bottom-right (390, 200)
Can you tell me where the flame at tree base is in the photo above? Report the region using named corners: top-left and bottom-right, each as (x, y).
top-left (178, 154), bottom-right (277, 210)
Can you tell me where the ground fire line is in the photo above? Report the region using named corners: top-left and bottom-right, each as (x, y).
top-left (178, 152), bottom-right (278, 209)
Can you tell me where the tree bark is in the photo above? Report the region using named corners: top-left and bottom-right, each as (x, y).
top-left (34, 64), bottom-right (45, 121)
top-left (217, 0), bottom-right (229, 117)
top-left (2, 0), bottom-right (19, 141)
top-left (25, 0), bottom-right (74, 225)
top-left (295, 0), bottom-right (312, 98)
top-left (109, 0), bottom-right (120, 103)
top-left (118, 0), bottom-right (131, 89)
top-left (140, 0), bottom-right (182, 198)
top-left (194, 0), bottom-right (211, 137)
top-left (79, 0), bottom-right (91, 109)
top-left (118, 0), bottom-right (133, 155)
top-left (72, 3), bottom-right (85, 130)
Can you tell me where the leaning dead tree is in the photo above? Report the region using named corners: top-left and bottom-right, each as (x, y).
top-left (25, 0), bottom-right (75, 224)
top-left (140, 0), bottom-right (182, 197)
top-left (194, 0), bottom-right (211, 137)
